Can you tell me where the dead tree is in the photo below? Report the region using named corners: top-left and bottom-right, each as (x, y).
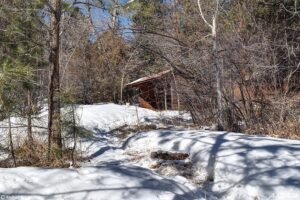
top-left (197, 0), bottom-right (223, 130)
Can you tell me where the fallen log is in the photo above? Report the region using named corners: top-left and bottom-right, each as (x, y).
top-left (150, 150), bottom-right (189, 160)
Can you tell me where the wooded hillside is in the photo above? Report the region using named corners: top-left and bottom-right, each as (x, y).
top-left (0, 0), bottom-right (299, 167)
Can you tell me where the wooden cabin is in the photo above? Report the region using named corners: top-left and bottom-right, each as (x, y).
top-left (126, 70), bottom-right (180, 110)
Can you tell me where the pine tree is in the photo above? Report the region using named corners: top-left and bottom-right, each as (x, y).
top-left (0, 0), bottom-right (45, 165)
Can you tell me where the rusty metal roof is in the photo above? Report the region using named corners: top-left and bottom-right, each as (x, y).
top-left (126, 69), bottom-right (172, 87)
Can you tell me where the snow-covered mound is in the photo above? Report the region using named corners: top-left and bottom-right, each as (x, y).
top-left (0, 103), bottom-right (189, 137)
top-left (0, 103), bottom-right (190, 155)
top-left (74, 104), bottom-right (190, 157)
top-left (126, 130), bottom-right (300, 200)
top-left (77, 103), bottom-right (189, 132)
top-left (0, 164), bottom-right (213, 200)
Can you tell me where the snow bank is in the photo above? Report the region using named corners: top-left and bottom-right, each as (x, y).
top-left (77, 103), bottom-right (188, 132)
top-left (75, 103), bottom-right (190, 157)
top-left (0, 103), bottom-right (189, 137)
top-left (0, 103), bottom-right (189, 155)
top-left (0, 164), bottom-right (213, 200)
top-left (126, 130), bottom-right (300, 200)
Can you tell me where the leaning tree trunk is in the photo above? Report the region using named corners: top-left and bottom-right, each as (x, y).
top-left (48, 0), bottom-right (62, 160)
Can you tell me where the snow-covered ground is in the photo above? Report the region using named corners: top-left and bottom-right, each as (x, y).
top-left (77, 103), bottom-right (190, 132)
top-left (126, 130), bottom-right (300, 200)
top-left (0, 103), bottom-right (190, 137)
top-left (0, 165), bottom-right (213, 200)
top-left (0, 103), bottom-right (190, 157)
top-left (0, 104), bottom-right (300, 200)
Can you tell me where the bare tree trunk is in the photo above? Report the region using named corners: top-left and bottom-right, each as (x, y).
top-left (120, 73), bottom-right (125, 103)
top-left (197, 0), bottom-right (223, 130)
top-left (212, 17), bottom-right (223, 130)
top-left (171, 70), bottom-right (180, 111)
top-left (71, 104), bottom-right (77, 166)
top-left (8, 116), bottom-right (16, 167)
top-left (48, 0), bottom-right (62, 161)
top-left (27, 89), bottom-right (33, 144)
top-left (120, 50), bottom-right (136, 104)
top-left (111, 0), bottom-right (119, 31)
top-left (172, 0), bottom-right (180, 36)
top-left (135, 104), bottom-right (140, 128)
top-left (85, 0), bottom-right (95, 33)
top-left (164, 88), bottom-right (168, 111)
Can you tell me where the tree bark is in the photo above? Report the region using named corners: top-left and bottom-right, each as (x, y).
top-left (48, 0), bottom-right (62, 160)
top-left (120, 72), bottom-right (125, 103)
top-left (71, 104), bottom-right (77, 166)
top-left (197, 0), bottom-right (223, 130)
top-left (164, 88), bottom-right (168, 111)
top-left (111, 0), bottom-right (119, 32)
top-left (8, 116), bottom-right (16, 167)
top-left (212, 17), bottom-right (223, 130)
top-left (27, 89), bottom-right (33, 144)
